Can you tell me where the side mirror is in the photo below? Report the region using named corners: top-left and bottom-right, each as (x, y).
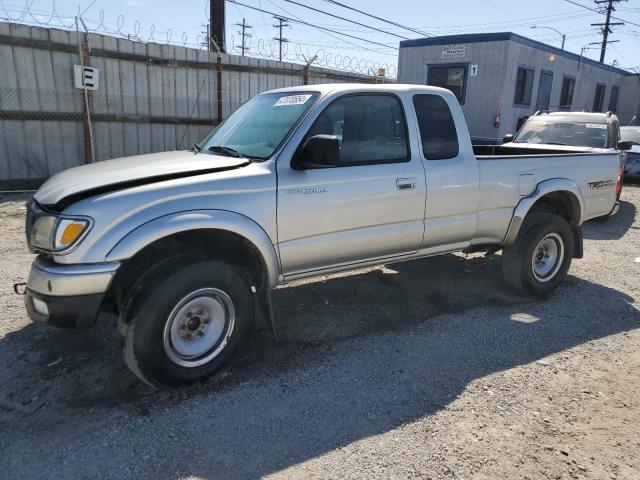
top-left (502, 134), bottom-right (514, 144)
top-left (617, 141), bottom-right (632, 151)
top-left (293, 135), bottom-right (340, 170)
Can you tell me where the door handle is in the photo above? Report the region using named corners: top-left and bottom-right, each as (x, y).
top-left (396, 177), bottom-right (417, 190)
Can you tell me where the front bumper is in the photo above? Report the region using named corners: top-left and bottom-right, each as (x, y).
top-left (25, 256), bottom-right (119, 328)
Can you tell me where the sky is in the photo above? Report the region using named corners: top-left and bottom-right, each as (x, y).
top-left (1, 0), bottom-right (639, 76)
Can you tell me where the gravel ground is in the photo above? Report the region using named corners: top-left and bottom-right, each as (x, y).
top-left (0, 185), bottom-right (639, 479)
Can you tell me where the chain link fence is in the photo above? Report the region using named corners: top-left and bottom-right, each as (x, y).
top-left (0, 85), bottom-right (216, 191)
top-left (0, 23), bottom-right (391, 192)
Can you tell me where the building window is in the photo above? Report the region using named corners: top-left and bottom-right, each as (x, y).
top-left (609, 86), bottom-right (619, 112)
top-left (514, 67), bottom-right (535, 106)
top-left (593, 84), bottom-right (606, 112)
top-left (413, 94), bottom-right (459, 160)
top-left (427, 65), bottom-right (467, 104)
top-left (559, 77), bottom-right (575, 108)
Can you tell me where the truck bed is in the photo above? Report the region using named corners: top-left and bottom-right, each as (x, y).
top-left (468, 147), bottom-right (620, 248)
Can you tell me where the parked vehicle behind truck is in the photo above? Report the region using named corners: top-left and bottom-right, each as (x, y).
top-left (22, 84), bottom-right (621, 388)
top-left (495, 111), bottom-right (629, 204)
top-left (503, 111), bottom-right (622, 149)
top-left (620, 126), bottom-right (640, 179)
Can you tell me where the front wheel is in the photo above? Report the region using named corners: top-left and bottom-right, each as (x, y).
top-left (122, 261), bottom-right (252, 388)
top-left (502, 212), bottom-right (574, 297)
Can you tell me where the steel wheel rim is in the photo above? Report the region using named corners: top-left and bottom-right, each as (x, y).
top-left (163, 288), bottom-right (235, 368)
top-left (531, 233), bottom-right (564, 283)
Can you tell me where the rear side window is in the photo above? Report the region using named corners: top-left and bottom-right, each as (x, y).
top-left (413, 94), bottom-right (459, 160)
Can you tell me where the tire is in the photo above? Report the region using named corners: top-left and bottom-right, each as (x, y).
top-left (122, 260), bottom-right (252, 388)
top-left (502, 212), bottom-right (574, 297)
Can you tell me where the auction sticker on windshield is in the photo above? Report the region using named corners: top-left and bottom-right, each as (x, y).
top-left (274, 94), bottom-right (313, 107)
top-left (586, 124), bottom-right (607, 129)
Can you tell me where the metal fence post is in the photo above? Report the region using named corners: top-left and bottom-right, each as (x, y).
top-left (75, 17), bottom-right (95, 164)
top-left (216, 55), bottom-right (223, 125)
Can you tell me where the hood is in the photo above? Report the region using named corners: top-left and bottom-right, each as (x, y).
top-left (34, 150), bottom-right (249, 206)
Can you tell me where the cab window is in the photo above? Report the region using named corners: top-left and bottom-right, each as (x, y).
top-left (413, 94), bottom-right (459, 160)
top-left (304, 94), bottom-right (409, 165)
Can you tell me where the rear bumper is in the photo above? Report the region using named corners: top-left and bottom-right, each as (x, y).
top-left (25, 256), bottom-right (119, 328)
top-left (609, 201), bottom-right (620, 216)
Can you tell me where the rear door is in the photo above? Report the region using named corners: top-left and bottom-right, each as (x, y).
top-left (276, 93), bottom-right (427, 277)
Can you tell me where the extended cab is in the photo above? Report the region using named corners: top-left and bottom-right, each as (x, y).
top-left (23, 84), bottom-right (621, 388)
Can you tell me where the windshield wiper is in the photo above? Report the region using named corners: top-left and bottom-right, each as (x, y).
top-left (542, 142), bottom-right (569, 146)
top-left (191, 143), bottom-right (202, 153)
top-left (208, 145), bottom-right (251, 161)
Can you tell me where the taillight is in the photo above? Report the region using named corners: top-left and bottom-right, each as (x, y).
top-left (615, 163), bottom-right (622, 197)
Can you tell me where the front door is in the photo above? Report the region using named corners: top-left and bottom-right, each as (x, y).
top-left (536, 71), bottom-right (554, 110)
top-left (276, 93), bottom-right (426, 277)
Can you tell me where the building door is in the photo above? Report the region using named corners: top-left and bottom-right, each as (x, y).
top-left (535, 71), bottom-right (554, 110)
top-left (608, 86), bottom-right (619, 113)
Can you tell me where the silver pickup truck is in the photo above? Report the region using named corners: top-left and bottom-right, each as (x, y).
top-left (22, 84), bottom-right (620, 388)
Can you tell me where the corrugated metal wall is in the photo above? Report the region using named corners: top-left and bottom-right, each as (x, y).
top-left (0, 23), bottom-right (387, 190)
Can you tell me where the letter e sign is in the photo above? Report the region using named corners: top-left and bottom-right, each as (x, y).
top-left (74, 65), bottom-right (99, 90)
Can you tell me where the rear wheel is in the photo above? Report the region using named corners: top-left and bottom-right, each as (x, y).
top-left (122, 261), bottom-right (251, 388)
top-left (502, 212), bottom-right (574, 297)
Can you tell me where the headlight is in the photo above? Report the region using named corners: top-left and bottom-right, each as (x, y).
top-left (30, 215), bottom-right (91, 252)
top-left (30, 215), bottom-right (57, 250)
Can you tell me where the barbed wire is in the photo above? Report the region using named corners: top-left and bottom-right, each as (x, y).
top-left (0, 0), bottom-right (397, 77)
top-left (227, 34), bottom-right (397, 77)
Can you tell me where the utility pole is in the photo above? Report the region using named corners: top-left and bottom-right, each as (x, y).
top-left (591, 0), bottom-right (625, 63)
top-left (235, 18), bottom-right (252, 56)
top-left (201, 23), bottom-right (210, 49)
top-left (210, 0), bottom-right (225, 53)
top-left (273, 16), bottom-right (290, 62)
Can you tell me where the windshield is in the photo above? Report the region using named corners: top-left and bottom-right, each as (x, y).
top-left (621, 127), bottom-right (640, 145)
top-left (199, 91), bottom-right (320, 159)
top-left (514, 118), bottom-right (610, 148)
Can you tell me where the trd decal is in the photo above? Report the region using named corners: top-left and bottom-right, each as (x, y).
top-left (588, 180), bottom-right (614, 190)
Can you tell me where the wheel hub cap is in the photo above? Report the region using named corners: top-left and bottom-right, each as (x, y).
top-left (531, 233), bottom-right (565, 282)
top-left (163, 288), bottom-right (235, 367)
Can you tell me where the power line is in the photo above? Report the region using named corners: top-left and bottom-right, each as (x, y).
top-left (263, 0), bottom-right (398, 58)
top-left (561, 0), bottom-right (600, 12)
top-left (561, 0), bottom-right (640, 27)
top-left (226, 0), bottom-right (398, 51)
top-left (303, 11), bottom-right (597, 35)
top-left (280, 0), bottom-right (409, 40)
top-left (317, 0), bottom-right (430, 37)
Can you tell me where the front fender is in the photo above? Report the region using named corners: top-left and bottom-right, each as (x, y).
top-left (503, 178), bottom-right (584, 246)
top-left (105, 210), bottom-right (281, 288)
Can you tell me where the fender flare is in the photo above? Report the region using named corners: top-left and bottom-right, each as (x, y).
top-left (105, 210), bottom-right (281, 288)
top-left (503, 178), bottom-right (584, 246)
